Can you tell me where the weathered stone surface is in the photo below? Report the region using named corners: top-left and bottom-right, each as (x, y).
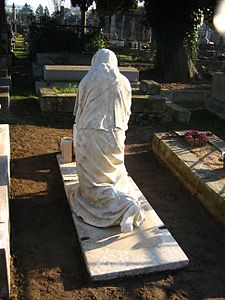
top-left (151, 132), bottom-right (177, 154)
top-left (44, 65), bottom-right (139, 82)
top-left (0, 86), bottom-right (9, 93)
top-left (161, 89), bottom-right (209, 106)
top-left (57, 154), bottom-right (189, 280)
top-left (165, 101), bottom-right (191, 123)
top-left (39, 87), bottom-right (76, 112)
top-left (212, 72), bottom-right (225, 103)
top-left (32, 63), bottom-right (43, 79)
top-left (206, 97), bottom-right (225, 120)
top-left (0, 55), bottom-right (12, 68)
top-left (140, 80), bottom-right (161, 95)
top-left (209, 135), bottom-right (225, 152)
top-left (161, 88), bottom-right (174, 101)
top-left (132, 95), bottom-right (166, 113)
top-left (0, 92), bottom-right (10, 113)
top-left (0, 223), bottom-right (10, 299)
top-left (197, 179), bottom-right (225, 226)
top-left (0, 76), bottom-right (11, 88)
top-left (35, 81), bottom-right (48, 94)
top-left (173, 90), bottom-right (208, 104)
top-left (0, 69), bottom-right (8, 77)
top-left (37, 52), bottom-right (92, 65)
top-left (153, 131), bottom-right (225, 226)
top-left (0, 124), bottom-right (10, 299)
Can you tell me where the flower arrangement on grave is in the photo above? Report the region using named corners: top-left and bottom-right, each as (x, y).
top-left (185, 130), bottom-right (208, 147)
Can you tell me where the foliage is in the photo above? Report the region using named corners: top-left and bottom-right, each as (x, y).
top-left (71, 0), bottom-right (94, 12)
top-left (52, 84), bottom-right (78, 94)
top-left (28, 20), bottom-right (105, 58)
top-left (70, 0), bottom-right (95, 34)
top-left (35, 4), bottom-right (44, 18)
top-left (17, 3), bottom-right (34, 32)
top-left (82, 31), bottom-right (106, 52)
top-left (96, 0), bottom-right (138, 16)
top-left (143, 0), bottom-right (217, 81)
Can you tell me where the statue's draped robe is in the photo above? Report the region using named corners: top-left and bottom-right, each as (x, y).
top-left (72, 49), bottom-right (145, 232)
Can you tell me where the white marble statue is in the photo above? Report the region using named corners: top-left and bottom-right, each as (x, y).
top-left (72, 48), bottom-right (145, 232)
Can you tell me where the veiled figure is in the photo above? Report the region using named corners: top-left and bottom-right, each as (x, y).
top-left (72, 49), bottom-right (145, 232)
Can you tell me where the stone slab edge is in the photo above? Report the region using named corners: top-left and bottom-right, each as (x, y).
top-left (0, 124), bottom-right (10, 299)
top-left (57, 154), bottom-right (188, 281)
top-left (152, 132), bottom-right (225, 226)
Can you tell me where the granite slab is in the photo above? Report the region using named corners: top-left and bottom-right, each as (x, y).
top-left (57, 154), bottom-right (189, 280)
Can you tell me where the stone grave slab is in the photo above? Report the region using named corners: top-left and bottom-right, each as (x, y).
top-left (152, 131), bottom-right (225, 226)
top-left (37, 52), bottom-right (92, 65)
top-left (0, 124), bottom-right (10, 299)
top-left (44, 65), bottom-right (139, 82)
top-left (0, 76), bottom-right (11, 88)
top-left (132, 95), bottom-right (166, 113)
top-left (212, 72), bottom-right (225, 103)
top-left (206, 72), bottom-right (225, 119)
top-left (0, 86), bottom-right (9, 93)
top-left (0, 223), bottom-right (10, 299)
top-left (165, 101), bottom-right (191, 123)
top-left (0, 92), bottom-right (10, 113)
top-left (39, 87), bottom-right (76, 113)
top-left (0, 69), bottom-right (8, 77)
top-left (57, 154), bottom-right (189, 280)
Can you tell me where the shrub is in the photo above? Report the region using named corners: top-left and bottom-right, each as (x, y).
top-left (28, 20), bottom-right (106, 59)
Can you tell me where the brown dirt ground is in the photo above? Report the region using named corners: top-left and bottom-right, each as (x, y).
top-left (5, 47), bottom-right (225, 299)
top-left (7, 107), bottom-right (225, 300)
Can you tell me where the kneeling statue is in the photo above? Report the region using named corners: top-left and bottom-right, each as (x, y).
top-left (72, 48), bottom-right (145, 232)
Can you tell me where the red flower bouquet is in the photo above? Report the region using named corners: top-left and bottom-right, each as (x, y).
top-left (185, 130), bottom-right (208, 147)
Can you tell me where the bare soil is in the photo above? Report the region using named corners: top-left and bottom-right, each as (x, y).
top-left (7, 108), bottom-right (225, 300)
top-left (6, 44), bottom-right (225, 300)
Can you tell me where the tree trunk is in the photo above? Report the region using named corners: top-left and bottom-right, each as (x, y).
top-left (81, 8), bottom-right (87, 35)
top-left (156, 43), bottom-right (198, 82)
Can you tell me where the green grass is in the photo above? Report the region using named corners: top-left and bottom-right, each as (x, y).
top-left (11, 88), bottom-right (38, 101)
top-left (52, 84), bottom-right (78, 94)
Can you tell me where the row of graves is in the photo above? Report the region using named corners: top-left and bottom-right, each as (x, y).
top-left (0, 68), bottom-right (11, 115)
top-left (33, 53), bottom-right (203, 120)
top-left (33, 52), bottom-right (225, 123)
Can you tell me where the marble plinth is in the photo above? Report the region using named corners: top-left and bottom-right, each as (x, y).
top-left (57, 154), bottom-right (188, 280)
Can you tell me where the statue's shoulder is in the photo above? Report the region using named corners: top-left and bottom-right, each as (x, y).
top-left (117, 73), bottom-right (131, 91)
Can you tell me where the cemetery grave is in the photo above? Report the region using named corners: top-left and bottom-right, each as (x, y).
top-left (37, 63), bottom-right (209, 124)
top-left (0, 124), bottom-right (10, 299)
top-left (152, 130), bottom-right (225, 226)
top-left (57, 153), bottom-right (188, 280)
top-left (0, 69), bottom-right (11, 113)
